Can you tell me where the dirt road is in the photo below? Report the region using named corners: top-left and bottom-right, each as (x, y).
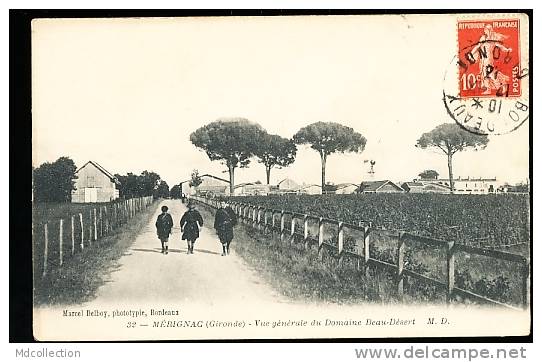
top-left (89, 200), bottom-right (286, 306)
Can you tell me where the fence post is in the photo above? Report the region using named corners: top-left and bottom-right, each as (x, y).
top-left (396, 232), bottom-right (405, 301)
top-left (290, 216), bottom-right (296, 244)
top-left (257, 207), bottom-right (262, 230)
top-left (337, 221), bottom-right (344, 268)
top-left (318, 217), bottom-right (324, 261)
top-left (93, 209), bottom-right (97, 241)
top-left (99, 207), bottom-right (103, 237)
top-left (252, 207), bottom-right (257, 228)
top-left (280, 210), bottom-right (285, 242)
top-left (446, 240), bottom-right (455, 305)
top-left (71, 215), bottom-right (75, 255)
top-left (522, 261), bottom-right (529, 309)
top-left (364, 226), bottom-right (371, 278)
top-left (105, 206), bottom-right (109, 234)
top-left (79, 213), bottom-right (84, 250)
top-left (303, 215), bottom-right (309, 249)
top-left (113, 204), bottom-right (117, 229)
top-left (88, 209), bottom-right (93, 244)
top-left (263, 209), bottom-right (268, 233)
top-left (271, 211), bottom-right (276, 237)
top-left (59, 219), bottom-right (63, 266)
top-left (42, 223), bottom-right (49, 277)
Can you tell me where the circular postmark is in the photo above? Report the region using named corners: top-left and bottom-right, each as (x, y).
top-left (443, 20), bottom-right (529, 136)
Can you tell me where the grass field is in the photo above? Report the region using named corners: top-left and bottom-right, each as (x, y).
top-left (33, 201), bottom-right (159, 306)
top-left (32, 198), bottom-right (152, 279)
top-left (33, 202), bottom-right (114, 279)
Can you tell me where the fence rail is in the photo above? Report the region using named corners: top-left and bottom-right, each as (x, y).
top-left (38, 196), bottom-right (154, 278)
top-left (192, 196), bottom-right (529, 310)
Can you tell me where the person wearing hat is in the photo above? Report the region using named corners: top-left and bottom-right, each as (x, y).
top-left (180, 201), bottom-right (204, 254)
top-left (214, 201), bottom-right (237, 256)
top-left (155, 205), bottom-right (174, 254)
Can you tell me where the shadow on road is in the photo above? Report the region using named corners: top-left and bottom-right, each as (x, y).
top-left (193, 248), bottom-right (222, 256)
top-left (131, 247), bottom-right (222, 256)
top-left (131, 248), bottom-right (163, 254)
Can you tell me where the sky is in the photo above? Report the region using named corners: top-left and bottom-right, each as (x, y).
top-left (32, 15), bottom-right (530, 187)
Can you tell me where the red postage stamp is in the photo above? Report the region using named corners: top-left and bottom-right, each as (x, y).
top-left (457, 19), bottom-right (521, 98)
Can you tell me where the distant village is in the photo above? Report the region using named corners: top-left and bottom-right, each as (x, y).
top-left (66, 160), bottom-right (527, 204)
top-left (180, 174), bottom-right (522, 198)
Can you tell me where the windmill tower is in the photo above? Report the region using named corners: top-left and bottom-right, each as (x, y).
top-left (364, 159), bottom-right (376, 180)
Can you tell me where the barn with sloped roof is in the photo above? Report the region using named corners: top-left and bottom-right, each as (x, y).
top-left (71, 161), bottom-right (121, 203)
top-left (358, 180), bottom-right (404, 193)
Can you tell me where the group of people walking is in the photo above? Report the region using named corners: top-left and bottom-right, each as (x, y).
top-left (155, 201), bottom-right (237, 256)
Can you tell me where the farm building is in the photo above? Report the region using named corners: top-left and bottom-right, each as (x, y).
top-left (401, 181), bottom-right (450, 194)
top-left (432, 177), bottom-right (499, 194)
top-left (297, 184), bottom-right (322, 195)
top-left (277, 178), bottom-right (301, 194)
top-left (194, 174), bottom-right (230, 196)
top-left (180, 181), bottom-right (192, 196)
top-left (71, 161), bottom-right (120, 203)
top-left (358, 180), bottom-right (404, 193)
top-left (233, 183), bottom-right (271, 196)
top-left (335, 183), bottom-right (359, 194)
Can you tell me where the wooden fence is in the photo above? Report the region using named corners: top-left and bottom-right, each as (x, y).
top-left (193, 196), bottom-right (529, 310)
top-left (39, 196), bottom-right (154, 278)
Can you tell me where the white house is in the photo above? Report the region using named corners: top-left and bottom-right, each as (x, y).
top-left (297, 184), bottom-right (321, 195)
top-left (193, 174), bottom-right (230, 196)
top-left (233, 183), bottom-right (271, 196)
top-left (401, 181), bottom-right (451, 194)
top-left (335, 183), bottom-right (359, 194)
top-left (433, 177), bottom-right (499, 194)
top-left (71, 161), bottom-right (120, 203)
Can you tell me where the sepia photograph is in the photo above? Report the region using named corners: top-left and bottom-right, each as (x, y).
top-left (29, 12), bottom-right (531, 341)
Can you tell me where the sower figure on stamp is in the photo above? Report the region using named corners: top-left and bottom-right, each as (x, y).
top-left (155, 205), bottom-right (173, 255)
top-left (471, 24), bottom-right (512, 95)
top-left (214, 201), bottom-right (237, 256)
top-left (180, 201), bottom-right (203, 254)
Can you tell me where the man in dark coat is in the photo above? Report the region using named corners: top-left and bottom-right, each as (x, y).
top-left (214, 201), bottom-right (238, 256)
top-left (155, 205), bottom-right (174, 254)
top-left (180, 202), bottom-right (204, 254)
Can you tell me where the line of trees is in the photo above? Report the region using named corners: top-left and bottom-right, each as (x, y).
top-left (191, 118), bottom-right (490, 194)
top-left (190, 118), bottom-right (367, 193)
top-left (114, 171), bottom-right (169, 199)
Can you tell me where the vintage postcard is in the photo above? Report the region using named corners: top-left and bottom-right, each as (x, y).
top-left (31, 13), bottom-right (531, 341)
